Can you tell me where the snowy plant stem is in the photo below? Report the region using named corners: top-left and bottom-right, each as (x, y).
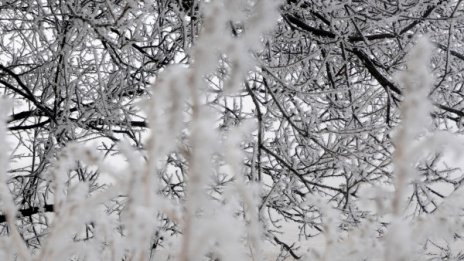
top-left (0, 100), bottom-right (31, 261)
top-left (178, 71), bottom-right (202, 261)
top-left (392, 130), bottom-right (408, 216)
top-left (176, 1), bottom-right (279, 259)
top-left (386, 38), bottom-right (433, 261)
top-left (178, 4), bottom-right (219, 259)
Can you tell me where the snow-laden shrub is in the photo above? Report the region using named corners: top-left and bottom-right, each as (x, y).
top-left (1, 1), bottom-right (464, 260)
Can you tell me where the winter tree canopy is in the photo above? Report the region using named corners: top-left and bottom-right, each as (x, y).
top-left (1, 0), bottom-right (464, 260)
